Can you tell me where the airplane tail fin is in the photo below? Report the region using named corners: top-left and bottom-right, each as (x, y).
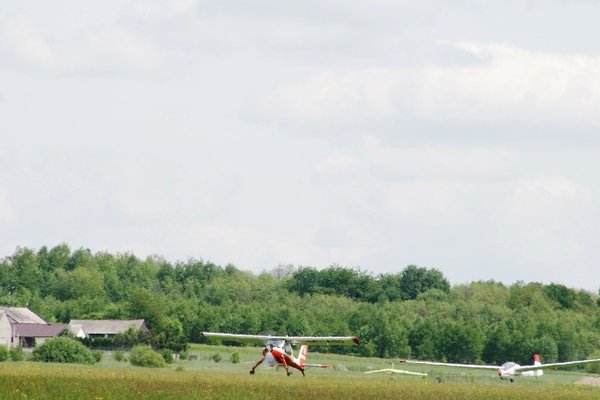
top-left (533, 354), bottom-right (543, 377)
top-left (297, 345), bottom-right (308, 368)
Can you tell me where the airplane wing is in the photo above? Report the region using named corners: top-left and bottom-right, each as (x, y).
top-left (365, 368), bottom-right (428, 376)
top-left (201, 332), bottom-right (279, 344)
top-left (201, 332), bottom-right (359, 345)
top-left (285, 335), bottom-right (360, 345)
top-left (515, 358), bottom-right (600, 372)
top-left (276, 362), bottom-right (331, 370)
top-left (301, 363), bottom-right (332, 368)
top-left (402, 359), bottom-right (499, 370)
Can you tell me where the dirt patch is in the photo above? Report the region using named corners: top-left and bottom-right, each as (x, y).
top-left (576, 376), bottom-right (600, 386)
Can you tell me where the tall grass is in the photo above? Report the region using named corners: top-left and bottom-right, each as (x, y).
top-left (1, 345), bottom-right (600, 399)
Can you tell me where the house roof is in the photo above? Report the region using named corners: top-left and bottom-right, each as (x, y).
top-left (0, 307), bottom-right (47, 324)
top-left (14, 323), bottom-right (68, 338)
top-left (69, 319), bottom-right (147, 335)
top-left (69, 324), bottom-right (86, 338)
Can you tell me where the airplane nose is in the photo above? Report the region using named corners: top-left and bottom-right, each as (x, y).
top-left (497, 368), bottom-right (502, 377)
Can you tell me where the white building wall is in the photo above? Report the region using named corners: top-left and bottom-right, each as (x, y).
top-left (0, 313), bottom-right (12, 348)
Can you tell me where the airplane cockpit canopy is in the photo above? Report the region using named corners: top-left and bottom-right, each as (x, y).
top-left (267, 339), bottom-right (286, 348)
top-left (500, 362), bottom-right (517, 370)
top-left (284, 343), bottom-right (293, 355)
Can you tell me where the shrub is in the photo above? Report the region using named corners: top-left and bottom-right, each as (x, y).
top-left (33, 337), bottom-right (95, 364)
top-left (93, 350), bottom-right (103, 362)
top-left (113, 327), bottom-right (150, 349)
top-left (211, 353), bottom-right (222, 363)
top-left (114, 350), bottom-right (127, 362)
top-left (585, 350), bottom-right (600, 374)
top-left (179, 349), bottom-right (189, 360)
top-left (9, 347), bottom-right (24, 362)
top-left (0, 346), bottom-right (8, 362)
top-left (230, 352), bottom-right (240, 364)
top-left (129, 345), bottom-right (165, 368)
top-left (161, 349), bottom-right (174, 364)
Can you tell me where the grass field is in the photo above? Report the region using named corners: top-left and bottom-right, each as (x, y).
top-left (1, 344), bottom-right (600, 399)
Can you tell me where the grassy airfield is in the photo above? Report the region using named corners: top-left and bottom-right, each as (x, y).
top-left (1, 344), bottom-right (600, 399)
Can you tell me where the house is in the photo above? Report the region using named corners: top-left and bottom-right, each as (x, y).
top-left (11, 323), bottom-right (69, 348)
top-left (68, 319), bottom-right (148, 339)
top-left (0, 306), bottom-right (67, 348)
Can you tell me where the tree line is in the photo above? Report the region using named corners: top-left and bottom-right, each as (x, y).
top-left (1, 244), bottom-right (599, 366)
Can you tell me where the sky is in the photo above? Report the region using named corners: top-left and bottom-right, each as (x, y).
top-left (1, 0), bottom-right (600, 292)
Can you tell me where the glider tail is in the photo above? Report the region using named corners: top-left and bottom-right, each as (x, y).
top-left (533, 354), bottom-right (543, 377)
top-left (297, 345), bottom-right (308, 368)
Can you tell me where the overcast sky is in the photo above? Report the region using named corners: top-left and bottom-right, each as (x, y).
top-left (2, 1), bottom-right (600, 292)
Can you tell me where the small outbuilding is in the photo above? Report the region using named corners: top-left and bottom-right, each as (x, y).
top-left (68, 319), bottom-right (148, 339)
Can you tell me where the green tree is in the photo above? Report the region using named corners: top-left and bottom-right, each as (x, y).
top-left (482, 323), bottom-right (511, 364)
top-left (286, 267), bottom-right (319, 296)
top-left (532, 335), bottom-right (559, 363)
top-left (399, 265), bottom-right (450, 300)
top-left (125, 288), bottom-right (166, 329)
top-left (544, 283), bottom-right (576, 309)
top-left (47, 244), bottom-right (71, 271)
top-left (152, 317), bottom-right (188, 352)
top-left (65, 248), bottom-right (93, 271)
top-left (51, 267), bottom-right (105, 301)
top-left (435, 320), bottom-right (484, 363)
top-left (11, 247), bottom-right (42, 293)
top-left (377, 273), bottom-right (404, 302)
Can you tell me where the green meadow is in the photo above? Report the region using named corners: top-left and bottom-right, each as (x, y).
top-left (1, 344), bottom-right (600, 400)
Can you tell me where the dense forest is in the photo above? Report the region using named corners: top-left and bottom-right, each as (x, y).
top-left (1, 244), bottom-right (600, 367)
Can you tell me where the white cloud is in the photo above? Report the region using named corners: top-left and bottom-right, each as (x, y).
top-left (261, 42), bottom-right (600, 129)
top-left (264, 69), bottom-right (398, 122)
top-left (314, 151), bottom-right (363, 182)
top-left (502, 175), bottom-right (592, 227)
top-left (1, 18), bottom-right (57, 71)
top-left (112, 168), bottom-right (235, 223)
top-left (0, 17), bottom-right (164, 76)
top-left (78, 29), bottom-right (164, 75)
top-left (127, 0), bottom-right (198, 21)
top-left (362, 136), bottom-right (516, 180)
top-left (0, 192), bottom-right (12, 223)
top-left (416, 42), bottom-right (600, 124)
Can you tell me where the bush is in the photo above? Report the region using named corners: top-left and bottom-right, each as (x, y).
top-left (585, 350), bottom-right (600, 374)
top-left (114, 350), bottom-right (127, 362)
top-left (211, 353), bottom-right (222, 363)
top-left (93, 350), bottom-right (103, 362)
top-left (161, 349), bottom-right (174, 364)
top-left (129, 345), bottom-right (165, 368)
top-left (230, 352), bottom-right (240, 364)
top-left (9, 347), bottom-right (24, 362)
top-left (33, 337), bottom-right (95, 364)
top-left (0, 346), bottom-right (8, 362)
top-left (179, 349), bottom-right (189, 360)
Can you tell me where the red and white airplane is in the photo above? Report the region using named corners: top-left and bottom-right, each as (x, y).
top-left (201, 332), bottom-right (360, 376)
top-left (402, 354), bottom-right (600, 382)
